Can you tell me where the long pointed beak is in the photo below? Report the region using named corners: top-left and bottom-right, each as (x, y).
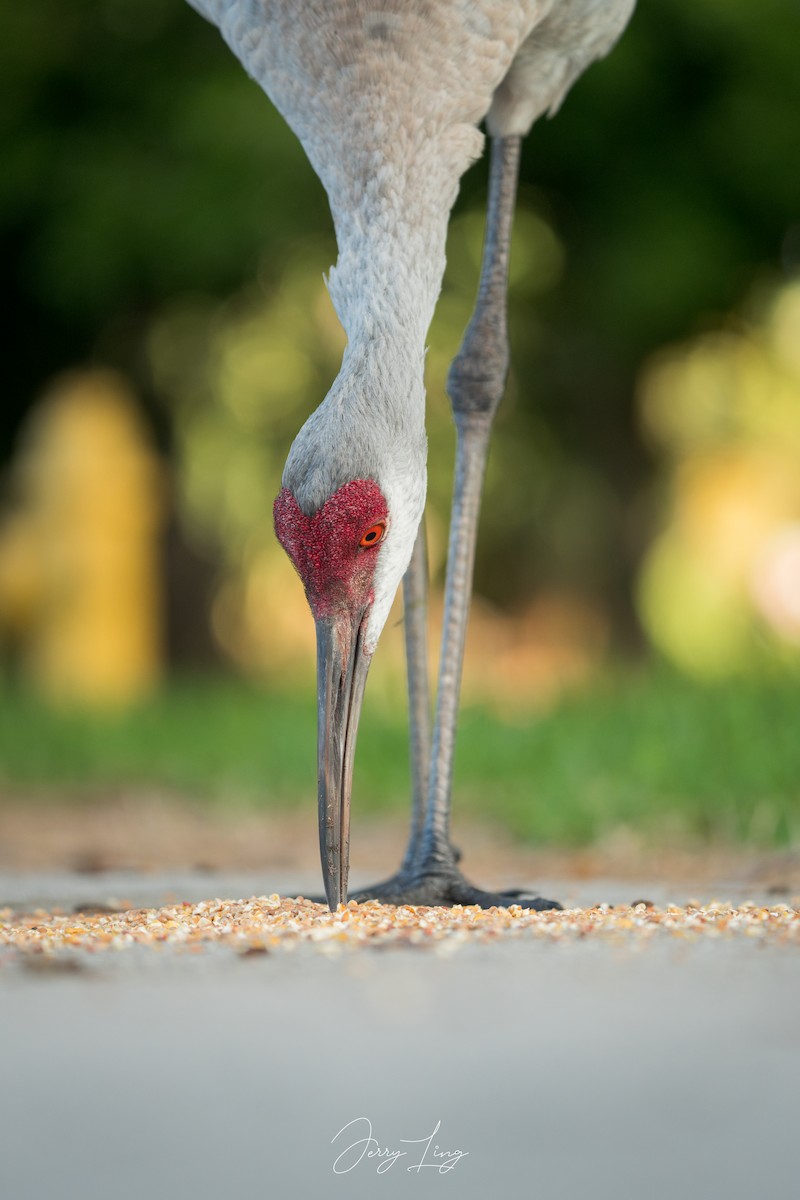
top-left (316, 614), bottom-right (372, 910)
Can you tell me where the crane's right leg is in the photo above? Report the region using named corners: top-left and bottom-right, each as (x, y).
top-left (346, 521), bottom-right (437, 900)
top-left (399, 520), bottom-right (433, 871)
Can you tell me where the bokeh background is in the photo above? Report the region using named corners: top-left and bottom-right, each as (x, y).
top-left (1, 0), bottom-right (798, 877)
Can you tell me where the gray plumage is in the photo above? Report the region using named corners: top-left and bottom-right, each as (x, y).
top-left (186, 0), bottom-right (636, 908)
top-left (188, 3), bottom-right (634, 351)
top-left (186, 0), bottom-right (634, 645)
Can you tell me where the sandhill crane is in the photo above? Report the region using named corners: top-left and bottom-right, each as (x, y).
top-left (186, 0), bottom-right (636, 909)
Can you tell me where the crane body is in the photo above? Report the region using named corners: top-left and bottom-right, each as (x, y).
top-left (186, 0), bottom-right (636, 908)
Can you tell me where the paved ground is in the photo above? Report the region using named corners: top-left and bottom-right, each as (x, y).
top-left (1, 870), bottom-right (798, 1200)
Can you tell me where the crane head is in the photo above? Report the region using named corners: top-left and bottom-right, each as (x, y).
top-left (274, 474), bottom-right (420, 910)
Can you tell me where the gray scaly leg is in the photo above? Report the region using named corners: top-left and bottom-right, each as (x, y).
top-left (399, 520), bottom-right (433, 871)
top-left (350, 521), bottom-right (434, 901)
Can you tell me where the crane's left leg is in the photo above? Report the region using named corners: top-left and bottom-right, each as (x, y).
top-left (353, 136), bottom-right (560, 910)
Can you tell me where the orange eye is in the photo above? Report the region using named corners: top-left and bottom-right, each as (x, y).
top-left (359, 522), bottom-right (386, 548)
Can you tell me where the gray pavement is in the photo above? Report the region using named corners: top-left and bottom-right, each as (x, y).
top-left (1, 871), bottom-right (798, 1200)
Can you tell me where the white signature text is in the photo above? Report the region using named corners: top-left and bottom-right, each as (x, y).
top-left (331, 1117), bottom-right (469, 1175)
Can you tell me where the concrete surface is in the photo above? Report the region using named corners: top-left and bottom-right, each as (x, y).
top-left (1, 871), bottom-right (797, 1200)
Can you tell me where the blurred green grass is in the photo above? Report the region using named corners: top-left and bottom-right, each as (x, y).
top-left (0, 670), bottom-right (797, 848)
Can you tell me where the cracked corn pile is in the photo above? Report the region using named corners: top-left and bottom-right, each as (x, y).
top-left (1, 896), bottom-right (799, 959)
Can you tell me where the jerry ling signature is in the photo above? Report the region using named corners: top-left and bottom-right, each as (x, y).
top-left (331, 1117), bottom-right (468, 1175)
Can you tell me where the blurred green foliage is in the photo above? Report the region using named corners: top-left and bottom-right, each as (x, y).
top-left (2, 5), bottom-right (799, 845)
top-left (0, 672), bottom-right (797, 846)
top-left (2, 0), bottom-right (799, 659)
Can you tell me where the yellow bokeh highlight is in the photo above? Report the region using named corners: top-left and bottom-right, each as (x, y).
top-left (637, 280), bottom-right (800, 676)
top-left (0, 370), bottom-right (166, 706)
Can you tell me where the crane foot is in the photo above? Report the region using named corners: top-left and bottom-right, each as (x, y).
top-left (346, 869), bottom-right (561, 910)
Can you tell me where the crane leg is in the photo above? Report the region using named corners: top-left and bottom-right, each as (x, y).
top-left (399, 519), bottom-right (433, 871)
top-left (351, 136), bottom-right (560, 910)
top-left (351, 521), bottom-right (433, 900)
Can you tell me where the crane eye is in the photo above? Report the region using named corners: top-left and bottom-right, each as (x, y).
top-left (359, 522), bottom-right (386, 548)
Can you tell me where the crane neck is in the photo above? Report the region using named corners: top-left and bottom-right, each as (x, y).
top-left (331, 224), bottom-right (447, 336)
top-left (324, 153), bottom-right (459, 405)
